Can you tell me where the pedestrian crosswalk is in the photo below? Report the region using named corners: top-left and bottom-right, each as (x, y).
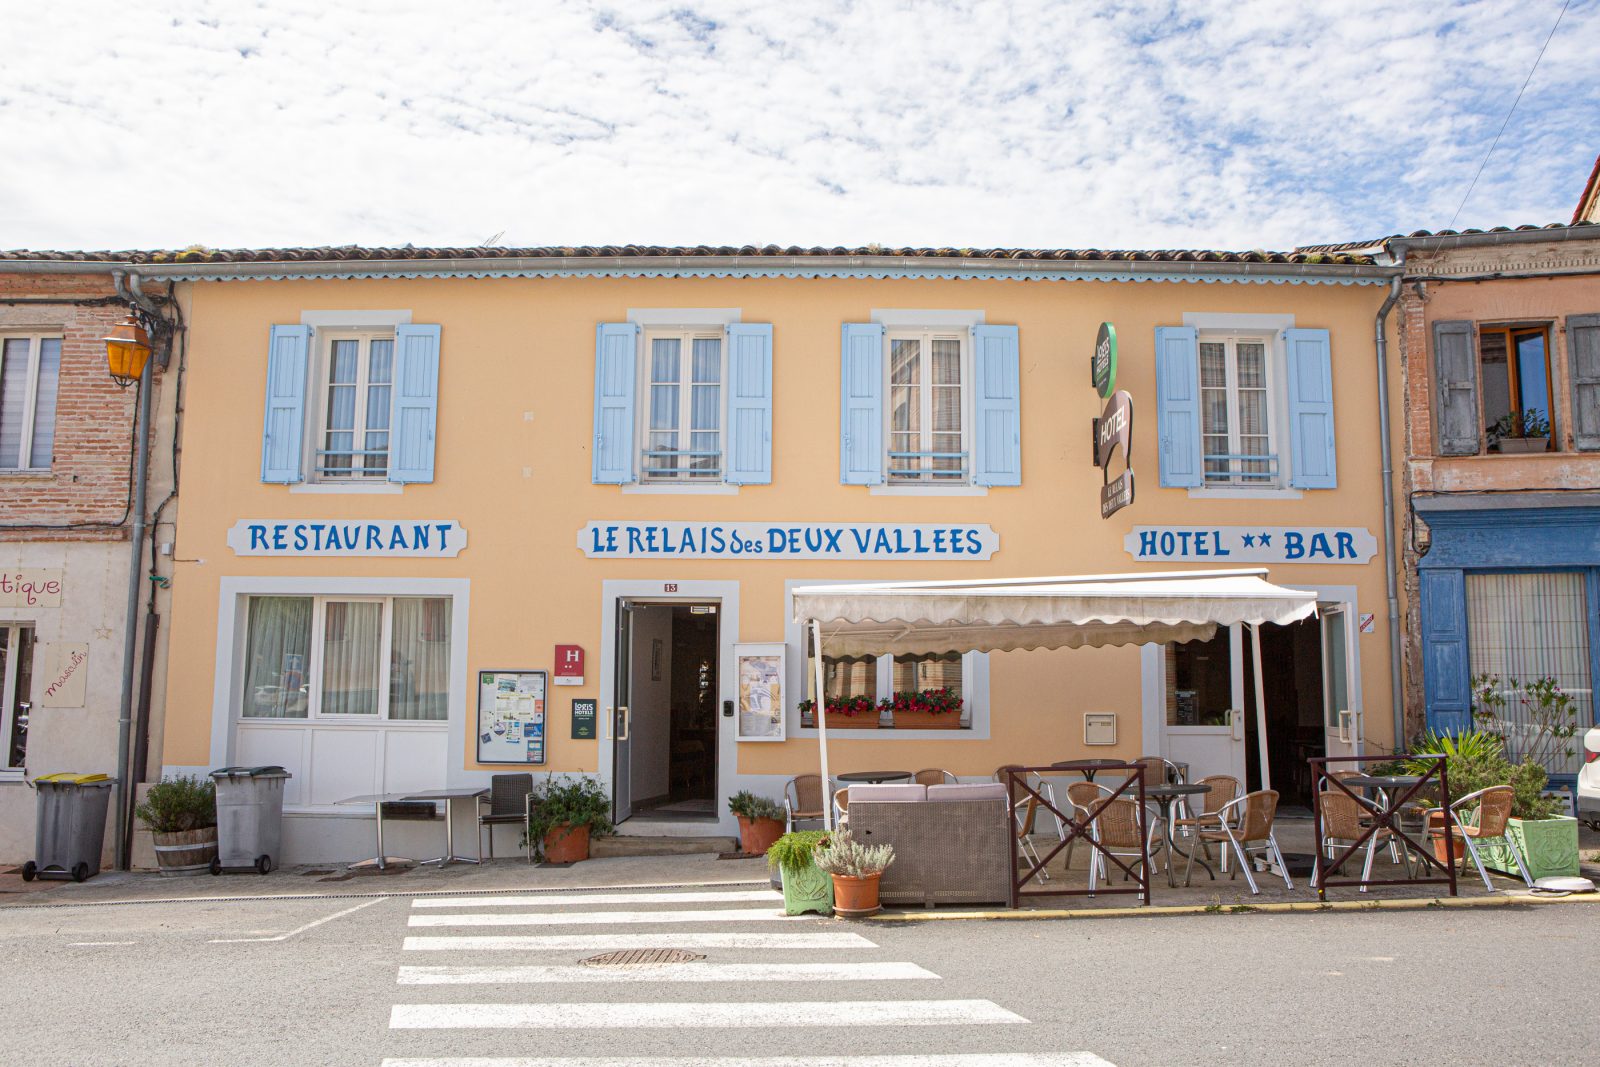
top-left (380, 882), bottom-right (1115, 1067)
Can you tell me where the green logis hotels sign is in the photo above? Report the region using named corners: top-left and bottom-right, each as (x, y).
top-left (1091, 321), bottom-right (1117, 398)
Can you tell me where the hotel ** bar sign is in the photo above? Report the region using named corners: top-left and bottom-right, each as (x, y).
top-left (579, 521), bottom-right (999, 560)
top-left (1124, 526), bottom-right (1378, 564)
top-left (227, 519), bottom-right (468, 557)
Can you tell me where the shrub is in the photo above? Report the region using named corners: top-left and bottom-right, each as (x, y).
top-left (812, 829), bottom-right (894, 877)
top-left (767, 830), bottom-right (830, 873)
top-left (134, 775), bottom-right (216, 833)
top-left (728, 790), bottom-right (784, 821)
top-left (524, 775), bottom-right (613, 858)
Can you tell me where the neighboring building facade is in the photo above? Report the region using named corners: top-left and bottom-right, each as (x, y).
top-left (67, 244), bottom-right (1400, 863)
top-left (1395, 223), bottom-right (1600, 792)
top-left (0, 266), bottom-right (178, 864)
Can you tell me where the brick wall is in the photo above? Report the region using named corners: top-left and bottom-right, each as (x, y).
top-left (0, 272), bottom-right (149, 543)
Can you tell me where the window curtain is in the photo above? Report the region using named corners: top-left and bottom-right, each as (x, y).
top-left (241, 597), bottom-right (312, 718)
top-left (390, 598), bottom-right (451, 720)
top-left (321, 601), bottom-right (382, 715)
top-left (893, 652), bottom-right (963, 699)
top-left (1466, 572), bottom-right (1592, 775)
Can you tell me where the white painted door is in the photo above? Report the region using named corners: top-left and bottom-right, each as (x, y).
top-left (1160, 625), bottom-right (1248, 785)
top-left (1321, 605), bottom-right (1360, 758)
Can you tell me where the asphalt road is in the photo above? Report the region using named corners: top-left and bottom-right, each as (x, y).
top-left (1, 884), bottom-right (1593, 1066)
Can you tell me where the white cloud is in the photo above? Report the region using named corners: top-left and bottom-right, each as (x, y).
top-left (0, 0), bottom-right (1593, 251)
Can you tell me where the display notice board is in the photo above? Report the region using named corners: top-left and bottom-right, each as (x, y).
top-left (477, 670), bottom-right (547, 764)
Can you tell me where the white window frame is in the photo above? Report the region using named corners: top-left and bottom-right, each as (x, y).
top-left (0, 333), bottom-right (62, 472)
top-left (309, 329), bottom-right (396, 483)
top-left (239, 593), bottom-right (450, 724)
top-left (884, 327), bottom-right (973, 485)
top-left (0, 623), bottom-right (34, 774)
top-left (636, 327), bottom-right (726, 483)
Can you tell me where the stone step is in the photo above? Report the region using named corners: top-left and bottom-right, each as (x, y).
top-left (589, 835), bottom-right (738, 858)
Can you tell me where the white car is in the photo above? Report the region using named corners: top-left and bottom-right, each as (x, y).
top-left (1580, 726), bottom-right (1600, 831)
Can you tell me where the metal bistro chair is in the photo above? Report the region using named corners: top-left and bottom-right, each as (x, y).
top-left (1087, 793), bottom-right (1164, 896)
top-left (784, 774), bottom-right (826, 833)
top-left (1196, 789), bottom-right (1292, 895)
top-left (913, 768), bottom-right (958, 786)
top-left (1429, 785), bottom-right (1534, 890)
top-left (832, 788), bottom-right (851, 831)
top-left (477, 772), bottom-right (535, 864)
top-left (1171, 774), bottom-right (1241, 868)
top-left (1316, 787), bottom-right (1401, 893)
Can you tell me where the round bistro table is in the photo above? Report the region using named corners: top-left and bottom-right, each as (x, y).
top-left (835, 770), bottom-right (914, 785)
top-left (1145, 782), bottom-right (1214, 887)
top-left (1049, 758), bottom-right (1128, 782)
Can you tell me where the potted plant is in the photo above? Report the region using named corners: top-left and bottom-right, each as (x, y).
top-left (767, 829), bottom-right (833, 915)
top-left (134, 775), bottom-right (218, 876)
top-left (525, 775), bottom-right (613, 863)
top-left (811, 829), bottom-right (894, 918)
top-left (882, 687), bottom-right (963, 730)
top-left (1488, 408), bottom-right (1551, 454)
top-left (798, 694), bottom-right (879, 731)
top-left (1402, 729), bottom-right (1507, 865)
top-left (728, 790), bottom-right (785, 855)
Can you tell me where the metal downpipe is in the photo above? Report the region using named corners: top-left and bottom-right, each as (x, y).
top-left (1374, 273), bottom-right (1405, 751)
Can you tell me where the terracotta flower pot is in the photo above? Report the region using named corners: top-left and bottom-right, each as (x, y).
top-left (542, 823), bottom-right (591, 864)
top-left (830, 872), bottom-right (884, 918)
top-left (737, 815), bottom-right (784, 856)
top-left (1426, 811), bottom-right (1464, 866)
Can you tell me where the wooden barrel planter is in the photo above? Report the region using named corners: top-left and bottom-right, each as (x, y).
top-left (153, 826), bottom-right (218, 875)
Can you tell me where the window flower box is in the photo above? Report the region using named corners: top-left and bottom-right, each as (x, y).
top-left (799, 696), bottom-right (879, 731)
top-left (882, 688), bottom-right (964, 731)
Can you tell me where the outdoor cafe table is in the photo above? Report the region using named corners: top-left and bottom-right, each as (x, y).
top-left (835, 770), bottom-right (913, 784)
top-left (1145, 782), bottom-right (1213, 887)
top-left (1049, 758), bottom-right (1125, 782)
top-left (404, 787), bottom-right (490, 866)
top-left (337, 787), bottom-right (489, 870)
top-left (1327, 773), bottom-right (1428, 879)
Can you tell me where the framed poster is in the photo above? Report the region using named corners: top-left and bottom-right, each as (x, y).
top-left (477, 670), bottom-right (547, 764)
top-left (734, 642), bottom-right (785, 742)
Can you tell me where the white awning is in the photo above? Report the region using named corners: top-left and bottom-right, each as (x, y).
top-left (792, 568), bottom-right (1318, 658)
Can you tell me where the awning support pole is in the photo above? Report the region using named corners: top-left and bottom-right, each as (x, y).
top-left (1250, 623), bottom-right (1271, 792)
top-left (810, 618), bottom-right (834, 831)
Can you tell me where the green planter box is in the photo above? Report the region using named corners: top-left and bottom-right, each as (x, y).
top-left (1478, 815), bottom-right (1580, 882)
top-left (779, 862), bottom-right (833, 915)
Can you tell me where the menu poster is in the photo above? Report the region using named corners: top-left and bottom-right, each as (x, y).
top-left (734, 642), bottom-right (786, 742)
top-left (477, 670), bottom-right (548, 764)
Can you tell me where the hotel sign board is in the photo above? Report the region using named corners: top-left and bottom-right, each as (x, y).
top-left (579, 521), bottom-right (999, 561)
top-left (1124, 526), bottom-right (1378, 564)
top-left (1092, 385), bottom-right (1134, 520)
top-left (227, 520), bottom-right (468, 557)
top-left (1091, 321), bottom-right (1118, 398)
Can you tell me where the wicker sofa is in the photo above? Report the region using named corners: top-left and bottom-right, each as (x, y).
top-left (846, 782), bottom-right (1011, 907)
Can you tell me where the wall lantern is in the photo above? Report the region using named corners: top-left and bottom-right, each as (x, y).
top-left (103, 316), bottom-right (153, 388)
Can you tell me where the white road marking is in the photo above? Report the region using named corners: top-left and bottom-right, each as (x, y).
top-left (68, 941), bottom-right (136, 946)
top-left (397, 961), bottom-right (937, 984)
top-left (408, 908), bottom-right (793, 928)
top-left (403, 931), bottom-right (875, 951)
top-left (380, 1056), bottom-right (1115, 1067)
top-left (209, 897), bottom-right (386, 943)
top-left (412, 890), bottom-right (782, 908)
top-left (390, 999), bottom-right (1028, 1030)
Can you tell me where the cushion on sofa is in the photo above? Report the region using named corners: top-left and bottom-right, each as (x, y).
top-left (846, 784), bottom-right (926, 803)
top-left (926, 782), bottom-right (1007, 802)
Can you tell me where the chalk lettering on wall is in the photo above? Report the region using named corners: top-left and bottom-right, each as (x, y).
top-left (226, 520), bottom-right (468, 558)
top-left (578, 522), bottom-right (1000, 561)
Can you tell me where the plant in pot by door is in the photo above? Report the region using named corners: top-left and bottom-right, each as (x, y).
top-left (728, 791), bottom-right (785, 855)
top-left (134, 775), bottom-right (218, 876)
top-left (812, 829), bottom-right (894, 918)
top-left (767, 830), bottom-right (833, 915)
top-left (525, 775), bottom-right (613, 864)
top-left (1468, 675), bottom-right (1583, 880)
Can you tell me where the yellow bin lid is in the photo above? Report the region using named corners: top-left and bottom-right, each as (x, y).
top-left (34, 772), bottom-right (112, 784)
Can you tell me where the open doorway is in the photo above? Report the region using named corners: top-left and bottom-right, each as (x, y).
top-left (617, 601), bottom-right (719, 822)
top-left (1243, 616), bottom-right (1325, 811)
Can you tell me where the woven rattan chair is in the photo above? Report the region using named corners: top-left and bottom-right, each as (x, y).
top-left (994, 765), bottom-right (1051, 882)
top-left (1315, 788), bottom-right (1400, 892)
top-left (784, 774), bottom-right (826, 833)
top-left (1171, 774), bottom-right (1241, 868)
top-left (476, 772), bottom-right (535, 864)
top-left (1429, 785), bottom-right (1533, 890)
top-left (1196, 789), bottom-right (1292, 894)
top-left (1087, 794), bottom-right (1162, 895)
top-left (913, 768), bottom-right (958, 786)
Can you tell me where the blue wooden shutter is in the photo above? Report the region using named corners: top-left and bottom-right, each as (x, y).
top-left (724, 323), bottom-right (773, 485)
top-left (840, 323), bottom-right (885, 485)
top-left (1285, 327), bottom-right (1337, 489)
top-left (388, 324), bottom-right (442, 484)
top-left (260, 325), bottom-right (310, 484)
top-left (971, 324), bottom-right (1021, 487)
top-left (1421, 569), bottom-right (1471, 735)
top-left (592, 322), bottom-right (639, 484)
top-left (1154, 326), bottom-right (1202, 488)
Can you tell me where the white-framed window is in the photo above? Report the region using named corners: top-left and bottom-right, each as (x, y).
top-left (1199, 332), bottom-right (1278, 486)
top-left (0, 624), bottom-right (35, 771)
top-left (640, 329), bottom-right (723, 481)
top-left (240, 594), bottom-right (452, 722)
top-left (0, 334), bottom-right (62, 471)
top-left (804, 650), bottom-right (977, 730)
top-left (314, 331), bottom-right (394, 481)
top-left (887, 329), bottom-right (970, 483)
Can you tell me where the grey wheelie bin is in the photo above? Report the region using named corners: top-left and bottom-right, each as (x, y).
top-left (23, 773), bottom-right (116, 883)
top-left (209, 766), bottom-right (291, 874)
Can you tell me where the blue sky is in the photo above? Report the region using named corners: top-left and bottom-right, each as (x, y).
top-left (1, 0), bottom-right (1595, 251)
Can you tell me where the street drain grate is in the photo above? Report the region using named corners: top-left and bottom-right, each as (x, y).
top-left (580, 949), bottom-right (706, 968)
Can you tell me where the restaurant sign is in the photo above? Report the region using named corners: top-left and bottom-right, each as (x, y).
top-left (1124, 526), bottom-right (1378, 565)
top-left (1093, 387), bottom-right (1135, 520)
top-left (579, 521), bottom-right (999, 560)
top-left (227, 519), bottom-right (468, 557)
